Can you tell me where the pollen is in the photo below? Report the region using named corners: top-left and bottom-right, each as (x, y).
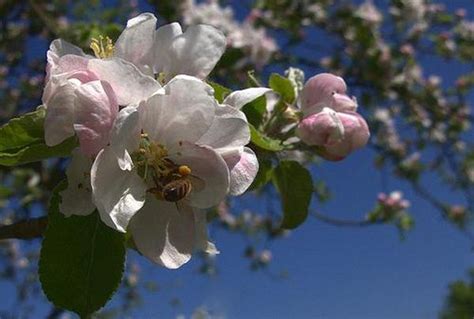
top-left (178, 165), bottom-right (192, 176)
top-left (90, 35), bottom-right (114, 59)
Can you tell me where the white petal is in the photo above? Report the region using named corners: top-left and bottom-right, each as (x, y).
top-left (196, 104), bottom-right (250, 150)
top-left (59, 149), bottom-right (95, 217)
top-left (193, 209), bottom-right (219, 255)
top-left (110, 106), bottom-right (141, 170)
top-left (115, 13), bottom-right (157, 75)
top-left (168, 142), bottom-right (229, 208)
top-left (223, 87), bottom-right (272, 109)
top-left (73, 80), bottom-right (118, 157)
top-left (153, 22), bottom-right (183, 75)
top-left (49, 39), bottom-right (86, 58)
top-left (91, 147), bottom-right (147, 232)
top-left (130, 197), bottom-right (195, 268)
top-left (139, 75), bottom-right (216, 146)
top-left (222, 147), bottom-right (259, 195)
top-left (44, 80), bottom-right (78, 146)
top-left (165, 24), bottom-right (226, 80)
top-left (88, 58), bottom-right (161, 105)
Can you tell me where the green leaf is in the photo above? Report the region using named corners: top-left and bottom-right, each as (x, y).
top-left (272, 161), bottom-right (313, 229)
top-left (249, 124), bottom-right (284, 151)
top-left (242, 95), bottom-right (266, 127)
top-left (0, 107), bottom-right (77, 166)
top-left (39, 182), bottom-right (126, 317)
top-left (269, 73), bottom-right (295, 104)
top-left (208, 81), bottom-right (231, 103)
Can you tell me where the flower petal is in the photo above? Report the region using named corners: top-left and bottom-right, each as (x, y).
top-left (88, 58), bottom-right (161, 105)
top-left (222, 147), bottom-right (259, 196)
top-left (165, 24), bottom-right (226, 80)
top-left (110, 106), bottom-right (141, 170)
top-left (168, 142), bottom-right (229, 209)
top-left (223, 87), bottom-right (272, 109)
top-left (153, 22), bottom-right (183, 75)
top-left (196, 104), bottom-right (250, 150)
top-left (49, 39), bottom-right (86, 58)
top-left (130, 197), bottom-right (195, 268)
top-left (59, 149), bottom-right (95, 217)
top-left (193, 209), bottom-right (219, 255)
top-left (115, 13), bottom-right (157, 75)
top-left (91, 147), bottom-right (147, 232)
top-left (44, 80), bottom-right (78, 146)
top-left (301, 73), bottom-right (356, 115)
top-left (73, 80), bottom-right (118, 156)
top-left (139, 75), bottom-right (216, 146)
top-left (296, 107), bottom-right (344, 146)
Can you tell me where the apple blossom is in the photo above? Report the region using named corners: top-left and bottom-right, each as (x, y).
top-left (297, 73), bottom-right (370, 160)
top-left (90, 75), bottom-right (258, 268)
top-left (114, 12), bottom-right (226, 81)
top-left (43, 39), bottom-right (161, 157)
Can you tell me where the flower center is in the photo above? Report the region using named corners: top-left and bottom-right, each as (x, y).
top-left (90, 35), bottom-right (114, 59)
top-left (131, 133), bottom-right (195, 202)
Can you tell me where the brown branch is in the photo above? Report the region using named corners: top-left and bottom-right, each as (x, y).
top-left (0, 217), bottom-right (47, 240)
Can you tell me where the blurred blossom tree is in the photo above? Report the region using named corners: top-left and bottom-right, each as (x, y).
top-left (0, 0), bottom-right (473, 317)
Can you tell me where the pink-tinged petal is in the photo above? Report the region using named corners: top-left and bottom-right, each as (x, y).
top-left (110, 106), bottom-right (141, 171)
top-left (115, 13), bottom-right (157, 75)
top-left (130, 197), bottom-right (195, 268)
top-left (222, 147), bottom-right (259, 196)
top-left (196, 104), bottom-right (250, 150)
top-left (59, 149), bottom-right (95, 217)
top-left (297, 107), bottom-right (344, 146)
top-left (44, 80), bottom-right (78, 146)
top-left (73, 80), bottom-right (118, 157)
top-left (301, 73), bottom-right (356, 115)
top-left (168, 142), bottom-right (230, 209)
top-left (44, 55), bottom-right (97, 104)
top-left (88, 58), bottom-right (161, 105)
top-left (153, 22), bottom-right (183, 74)
top-left (140, 75), bottom-right (216, 146)
top-left (193, 209), bottom-right (219, 255)
top-left (323, 112), bottom-right (370, 160)
top-left (223, 87), bottom-right (272, 110)
top-left (91, 147), bottom-right (147, 232)
top-left (165, 24), bottom-right (226, 80)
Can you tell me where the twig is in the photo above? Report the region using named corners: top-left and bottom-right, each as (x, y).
top-left (0, 217), bottom-right (47, 240)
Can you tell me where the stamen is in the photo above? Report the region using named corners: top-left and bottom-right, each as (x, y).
top-left (90, 35), bottom-right (114, 59)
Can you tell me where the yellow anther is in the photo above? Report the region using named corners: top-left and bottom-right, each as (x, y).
top-left (178, 165), bottom-right (192, 176)
top-left (141, 133), bottom-right (149, 138)
top-left (90, 35), bottom-right (114, 59)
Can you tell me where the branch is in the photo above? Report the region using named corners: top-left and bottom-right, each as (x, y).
top-left (0, 217), bottom-right (47, 240)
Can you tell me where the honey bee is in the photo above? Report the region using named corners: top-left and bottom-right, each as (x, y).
top-left (148, 162), bottom-right (205, 203)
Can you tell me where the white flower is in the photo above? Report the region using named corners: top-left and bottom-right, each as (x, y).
top-left (43, 39), bottom-right (161, 156)
top-left (90, 75), bottom-right (258, 268)
top-left (114, 12), bottom-right (226, 81)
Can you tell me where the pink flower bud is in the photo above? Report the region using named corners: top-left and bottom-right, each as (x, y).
top-left (297, 108), bottom-right (344, 146)
top-left (301, 73), bottom-right (357, 115)
top-left (297, 109), bottom-right (370, 161)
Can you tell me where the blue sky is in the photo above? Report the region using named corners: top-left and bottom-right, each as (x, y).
top-left (1, 1), bottom-right (474, 318)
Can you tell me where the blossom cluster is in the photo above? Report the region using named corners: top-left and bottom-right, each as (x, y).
top-left (181, 0), bottom-right (278, 69)
top-left (41, 13), bottom-right (264, 269)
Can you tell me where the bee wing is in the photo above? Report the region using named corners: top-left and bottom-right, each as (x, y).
top-left (189, 175), bottom-right (206, 193)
